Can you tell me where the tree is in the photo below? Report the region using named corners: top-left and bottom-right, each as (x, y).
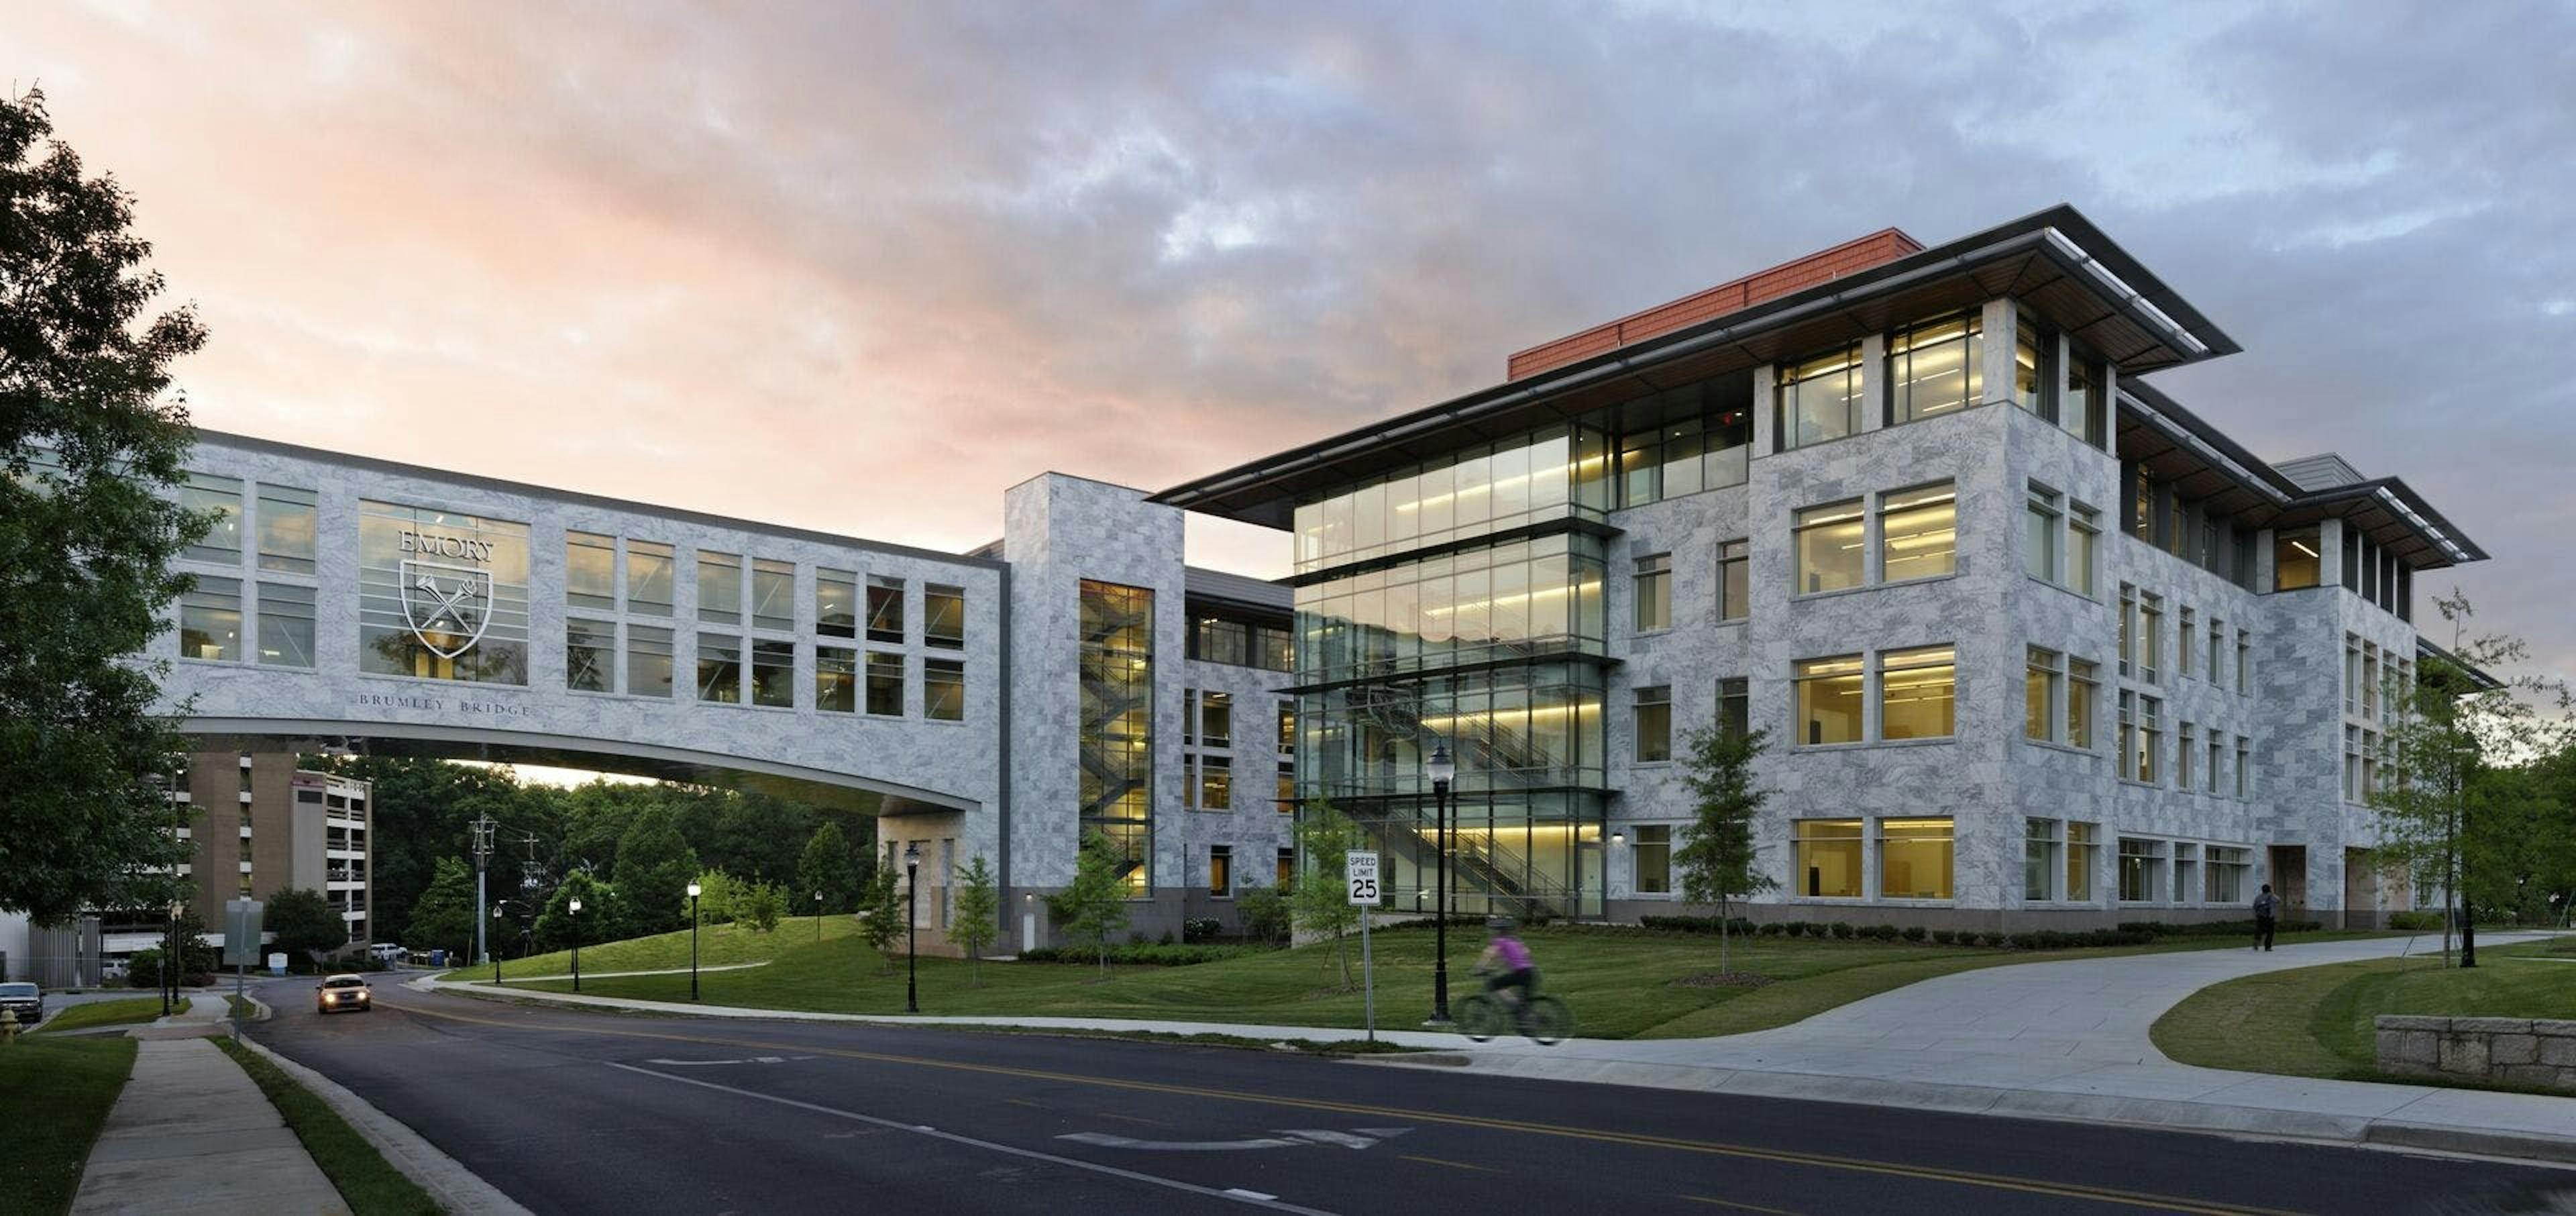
top-left (1674, 723), bottom-right (1777, 976)
top-left (797, 822), bottom-right (861, 914)
top-left (1290, 801), bottom-right (1362, 987)
top-left (858, 866), bottom-right (904, 972)
top-left (948, 854), bottom-right (1000, 982)
top-left (614, 805), bottom-right (698, 938)
top-left (737, 878), bottom-right (784, 933)
top-left (1, 87), bottom-right (209, 922)
top-left (406, 858), bottom-right (477, 960)
top-left (533, 869), bottom-right (612, 954)
top-left (266, 887), bottom-right (347, 966)
top-left (1049, 831), bottom-right (1133, 976)
top-left (1236, 883), bottom-right (1291, 947)
top-left (686, 868), bottom-right (739, 924)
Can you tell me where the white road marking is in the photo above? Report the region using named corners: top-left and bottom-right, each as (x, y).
top-left (641, 1056), bottom-right (790, 1066)
top-left (1060, 1131), bottom-right (1307, 1151)
top-left (1226, 1189), bottom-right (1280, 1201)
top-left (607, 1062), bottom-right (1338, 1215)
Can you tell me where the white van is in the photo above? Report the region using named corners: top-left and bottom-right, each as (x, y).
top-left (367, 943), bottom-right (407, 964)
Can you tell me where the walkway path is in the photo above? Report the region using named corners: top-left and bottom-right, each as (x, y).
top-left (473, 959), bottom-right (770, 984)
top-left (70, 1035), bottom-right (344, 1215)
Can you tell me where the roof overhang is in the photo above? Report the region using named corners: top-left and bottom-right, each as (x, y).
top-left (1155, 205), bottom-right (2238, 528)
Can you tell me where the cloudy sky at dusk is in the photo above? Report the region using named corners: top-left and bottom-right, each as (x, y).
top-left (15, 2), bottom-right (2575, 680)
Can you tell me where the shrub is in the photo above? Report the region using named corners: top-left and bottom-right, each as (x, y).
top-left (1181, 918), bottom-right (1222, 944)
top-left (1235, 886), bottom-right (1291, 946)
top-left (1757, 922), bottom-right (1784, 937)
top-left (1872, 925), bottom-right (1900, 941)
top-left (1929, 929), bottom-right (1953, 945)
top-left (1829, 922), bottom-right (1854, 940)
top-left (1901, 925), bottom-right (1927, 942)
top-left (1018, 942), bottom-right (1269, 966)
top-left (1780, 921), bottom-right (1807, 938)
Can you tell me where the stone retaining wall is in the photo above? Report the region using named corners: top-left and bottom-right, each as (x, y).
top-left (2375, 1015), bottom-right (2576, 1091)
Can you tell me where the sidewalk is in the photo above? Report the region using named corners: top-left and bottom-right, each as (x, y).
top-left (69, 1035), bottom-right (344, 1215)
top-left (431, 931), bottom-right (2576, 1163)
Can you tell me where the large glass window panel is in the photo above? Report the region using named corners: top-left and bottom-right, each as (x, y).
top-left (2025, 819), bottom-right (2060, 901)
top-left (567, 531), bottom-right (616, 611)
top-left (1079, 581), bottom-right (1153, 891)
top-left (1793, 819), bottom-right (1864, 898)
top-left (2067, 822), bottom-right (2098, 901)
top-left (816, 646), bottom-right (856, 713)
top-left (2070, 504), bottom-right (2100, 597)
top-left (181, 472), bottom-right (243, 564)
top-left (2274, 526), bottom-right (2322, 591)
top-left (2064, 356), bottom-right (2101, 445)
top-left (1886, 313), bottom-right (1980, 423)
top-left (702, 552), bottom-right (745, 625)
top-left (1200, 691), bottom-right (1232, 748)
top-left (2026, 647), bottom-right (2060, 741)
top-left (926, 584), bottom-right (965, 650)
top-left (1633, 685), bottom-right (1671, 762)
top-left (2068, 659), bottom-right (2099, 748)
top-left (1632, 824), bottom-right (1672, 895)
top-left (696, 634), bottom-right (742, 703)
top-left (867, 575), bottom-right (906, 642)
top-left (1717, 540), bottom-right (1749, 621)
top-left (566, 619), bottom-right (612, 692)
top-left (360, 501), bottom-right (531, 684)
top-left (1879, 817), bottom-right (1953, 899)
top-left (256, 485), bottom-right (317, 574)
top-left (1880, 482), bottom-right (1956, 583)
top-left (1718, 676), bottom-right (1748, 740)
top-left (255, 581), bottom-right (314, 668)
top-left (628, 541), bottom-right (675, 616)
top-left (2014, 319), bottom-right (2044, 415)
top-left (751, 640), bottom-right (794, 707)
top-left (1776, 344), bottom-right (1862, 450)
top-left (2139, 594), bottom-right (2163, 683)
top-left (2026, 486), bottom-right (2061, 582)
top-left (1794, 499), bottom-right (1865, 594)
top-left (812, 566), bottom-right (854, 637)
top-left (1794, 655), bottom-right (1863, 746)
top-left (749, 558), bottom-right (793, 631)
top-left (1705, 408), bottom-right (1752, 490)
top-left (1489, 440), bottom-right (1531, 523)
top-left (2118, 838), bottom-right (2165, 903)
top-left (867, 651), bottom-right (904, 715)
top-left (628, 625), bottom-right (673, 697)
top-left (1879, 646), bottom-right (1955, 740)
top-left (1660, 416), bottom-right (1705, 499)
top-left (2136, 695), bottom-right (2162, 784)
top-left (925, 658), bottom-right (965, 721)
top-left (1197, 754), bottom-right (1231, 809)
top-left (1633, 553), bottom-right (1670, 632)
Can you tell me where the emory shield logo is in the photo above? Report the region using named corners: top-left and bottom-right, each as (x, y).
top-left (400, 560), bottom-right (494, 659)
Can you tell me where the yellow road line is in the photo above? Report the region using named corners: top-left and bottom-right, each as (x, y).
top-left (1397, 1154), bottom-right (1496, 1173)
top-left (381, 997), bottom-right (2303, 1216)
top-left (1100, 1112), bottom-right (1170, 1127)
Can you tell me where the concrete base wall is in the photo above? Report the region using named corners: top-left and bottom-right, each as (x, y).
top-left (2377, 1015), bottom-right (2576, 1093)
top-left (1602, 900), bottom-right (2258, 932)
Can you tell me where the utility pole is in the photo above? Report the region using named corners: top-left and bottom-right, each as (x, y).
top-left (470, 815), bottom-right (495, 965)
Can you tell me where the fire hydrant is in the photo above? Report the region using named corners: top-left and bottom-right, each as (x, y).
top-left (0, 1007), bottom-right (20, 1043)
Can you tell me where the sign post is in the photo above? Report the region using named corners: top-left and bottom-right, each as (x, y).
top-left (223, 898), bottom-right (264, 1038)
top-left (1346, 851), bottom-right (1381, 1042)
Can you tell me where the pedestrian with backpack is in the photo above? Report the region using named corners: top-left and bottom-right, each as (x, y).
top-left (2252, 883), bottom-right (2281, 951)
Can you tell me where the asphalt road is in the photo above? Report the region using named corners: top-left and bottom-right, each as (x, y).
top-left (246, 974), bottom-right (2576, 1216)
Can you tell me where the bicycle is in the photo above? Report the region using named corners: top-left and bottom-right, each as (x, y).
top-left (1456, 972), bottom-right (1572, 1045)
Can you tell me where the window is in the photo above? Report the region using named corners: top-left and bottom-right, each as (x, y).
top-left (813, 566), bottom-right (854, 638)
top-left (2025, 819), bottom-right (2060, 901)
top-left (1886, 312), bottom-right (1981, 423)
top-left (2274, 526), bottom-right (2322, 591)
top-left (1277, 848), bottom-right (1296, 889)
top-left (925, 658), bottom-right (965, 721)
top-left (1633, 825), bottom-right (1672, 895)
top-left (751, 640), bottom-right (795, 707)
top-left (1633, 553), bottom-right (1671, 632)
top-left (2013, 317), bottom-right (2043, 415)
top-left (1794, 499), bottom-right (1864, 594)
top-left (1879, 646), bottom-right (1955, 740)
top-left (629, 541), bottom-right (675, 616)
top-left (2208, 618), bottom-right (2224, 683)
top-left (2363, 644), bottom-right (2381, 720)
top-left (2235, 736), bottom-right (2251, 797)
top-left (1277, 701), bottom-right (1296, 755)
top-left (1200, 690), bottom-right (1232, 749)
top-left (1776, 344), bottom-right (1862, 450)
top-left (1717, 540), bottom-right (1749, 621)
top-left (567, 619), bottom-right (613, 692)
top-left (1193, 617), bottom-right (1248, 666)
top-left (2137, 695), bottom-right (2162, 784)
top-left (2118, 584), bottom-right (2137, 676)
top-left (2207, 846), bottom-right (2250, 903)
top-left (2117, 691), bottom-right (2135, 778)
top-left (702, 552), bottom-right (746, 624)
top-left (1717, 676), bottom-right (1748, 741)
top-left (2206, 732), bottom-right (2222, 795)
top-left (2345, 634), bottom-right (2361, 714)
top-left (2068, 658), bottom-right (2099, 749)
top-left (696, 634), bottom-right (741, 703)
top-left (180, 576), bottom-right (241, 661)
top-left (1879, 482), bottom-right (1956, 583)
top-left (181, 472), bottom-right (243, 564)
top-left (1634, 685), bottom-right (1672, 762)
top-left (2173, 844), bottom-right (2200, 907)
top-left (867, 652), bottom-right (904, 715)
top-left (2363, 729), bottom-right (2381, 800)
top-left (867, 575), bottom-right (905, 642)
top-left (1793, 819), bottom-right (1864, 897)
top-left (628, 626), bottom-right (673, 697)
top-left (256, 582), bottom-right (315, 668)
top-left (1209, 845), bottom-right (1232, 897)
top-left (2178, 721), bottom-right (2196, 788)
top-left (567, 531), bottom-right (616, 611)
top-left (2069, 504), bottom-right (2100, 596)
top-left (751, 558), bottom-right (794, 631)
top-left (2178, 607), bottom-right (2196, 678)
top-left (2137, 593), bottom-right (2162, 683)
top-left (1879, 817), bottom-right (1953, 899)
top-left (2118, 838), bottom-right (2165, 903)
top-left (2063, 355), bottom-right (2102, 446)
top-left (1794, 656), bottom-right (1863, 746)
top-left (816, 646), bottom-right (857, 713)
top-left (2066, 822), bottom-right (2098, 901)
top-left (256, 485), bottom-right (317, 574)
top-left (2026, 647), bottom-right (2060, 741)
top-left (1256, 625), bottom-right (1292, 672)
top-left (2133, 472), bottom-right (2155, 544)
top-left (926, 585), bottom-right (965, 650)
top-left (1197, 755), bottom-right (1232, 810)
top-left (2026, 485), bottom-right (2061, 581)
top-left (2236, 629), bottom-right (2252, 695)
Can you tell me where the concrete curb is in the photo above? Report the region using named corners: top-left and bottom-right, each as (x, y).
top-left (232, 1033), bottom-right (535, 1216)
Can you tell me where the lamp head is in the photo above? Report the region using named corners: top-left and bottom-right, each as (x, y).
top-left (904, 842), bottom-right (920, 865)
top-left (568, 897), bottom-right (582, 913)
top-left (1426, 742), bottom-right (1456, 787)
top-left (687, 882), bottom-right (702, 899)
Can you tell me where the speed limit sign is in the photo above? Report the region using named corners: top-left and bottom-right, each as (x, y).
top-left (1346, 851), bottom-right (1381, 906)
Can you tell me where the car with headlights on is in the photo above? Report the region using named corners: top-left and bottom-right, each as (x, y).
top-left (314, 974), bottom-right (373, 1015)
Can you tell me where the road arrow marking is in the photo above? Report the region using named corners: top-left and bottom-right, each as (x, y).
top-left (641, 1056), bottom-right (791, 1066)
top-left (1060, 1131), bottom-right (1307, 1152)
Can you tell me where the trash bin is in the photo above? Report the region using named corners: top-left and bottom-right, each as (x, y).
top-left (430, 949), bottom-right (447, 967)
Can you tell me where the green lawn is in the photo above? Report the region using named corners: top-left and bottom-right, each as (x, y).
top-left (31, 997), bottom-right (166, 1035)
top-left (445, 915), bottom-right (860, 982)
top-left (0, 1035), bottom-right (138, 1215)
top-left (215, 1039), bottom-right (441, 1215)
top-left (494, 923), bottom-right (2396, 1040)
top-left (2151, 941), bottom-right (2576, 1080)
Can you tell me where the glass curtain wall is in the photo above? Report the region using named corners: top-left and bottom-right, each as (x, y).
top-left (1079, 580), bottom-right (1155, 893)
top-left (1293, 534), bottom-right (1607, 683)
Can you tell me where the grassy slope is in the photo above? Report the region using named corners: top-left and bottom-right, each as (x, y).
top-left (2151, 941), bottom-right (2576, 1079)
top-left (0, 1036), bottom-right (138, 1215)
top-left (30, 997), bottom-right (167, 1035)
top-left (447, 915), bottom-right (861, 980)
top-left (499, 923), bottom-right (2394, 1040)
top-left (215, 1038), bottom-right (441, 1215)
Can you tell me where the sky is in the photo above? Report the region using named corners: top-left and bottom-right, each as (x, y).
top-left (13, 1), bottom-right (2575, 683)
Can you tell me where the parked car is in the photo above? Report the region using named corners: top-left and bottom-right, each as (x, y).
top-left (0, 982), bottom-right (43, 1026)
top-left (101, 960), bottom-right (129, 984)
top-left (313, 974), bottom-right (373, 1015)
top-left (366, 944), bottom-right (405, 965)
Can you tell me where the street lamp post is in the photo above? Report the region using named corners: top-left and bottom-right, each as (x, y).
top-left (1427, 742), bottom-right (1456, 1027)
top-left (491, 906), bottom-right (504, 984)
top-left (687, 882), bottom-right (702, 1001)
top-left (814, 891), bottom-right (823, 942)
top-left (568, 897), bottom-right (583, 993)
top-left (904, 842), bottom-right (921, 1015)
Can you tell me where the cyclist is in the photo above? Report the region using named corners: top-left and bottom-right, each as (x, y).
top-left (1476, 917), bottom-right (1538, 1027)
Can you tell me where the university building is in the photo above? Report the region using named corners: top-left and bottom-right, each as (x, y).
top-left (111, 204), bottom-right (2480, 941)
